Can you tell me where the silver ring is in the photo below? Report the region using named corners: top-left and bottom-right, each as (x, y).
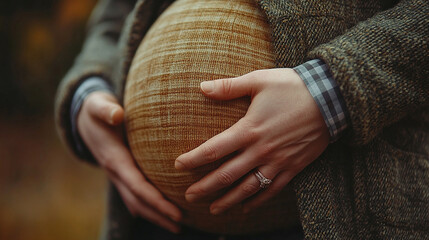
top-left (254, 170), bottom-right (272, 189)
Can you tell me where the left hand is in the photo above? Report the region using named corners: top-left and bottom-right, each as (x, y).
top-left (175, 68), bottom-right (330, 215)
top-left (78, 92), bottom-right (182, 233)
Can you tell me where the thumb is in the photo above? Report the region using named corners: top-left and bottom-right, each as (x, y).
top-left (86, 92), bottom-right (124, 126)
top-left (200, 73), bottom-right (257, 100)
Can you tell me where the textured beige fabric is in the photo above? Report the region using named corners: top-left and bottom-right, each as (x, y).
top-left (124, 0), bottom-right (299, 234)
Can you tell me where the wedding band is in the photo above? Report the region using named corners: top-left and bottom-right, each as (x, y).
top-left (254, 170), bottom-right (272, 189)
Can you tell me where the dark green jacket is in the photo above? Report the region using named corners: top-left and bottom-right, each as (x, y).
top-left (55, 0), bottom-right (429, 239)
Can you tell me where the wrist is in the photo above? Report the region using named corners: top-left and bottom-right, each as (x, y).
top-left (293, 59), bottom-right (349, 142)
top-left (70, 77), bottom-right (114, 160)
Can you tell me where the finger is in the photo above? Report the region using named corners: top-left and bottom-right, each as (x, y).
top-left (184, 150), bottom-right (258, 202)
top-left (242, 170), bottom-right (295, 213)
top-left (111, 150), bottom-right (182, 222)
top-left (90, 125), bottom-right (182, 222)
top-left (209, 166), bottom-right (278, 215)
top-left (200, 70), bottom-right (262, 100)
top-left (110, 175), bottom-right (181, 233)
top-left (175, 118), bottom-right (257, 170)
top-left (86, 92), bottom-right (124, 126)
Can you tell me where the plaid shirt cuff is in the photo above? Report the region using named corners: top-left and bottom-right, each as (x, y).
top-left (70, 77), bottom-right (114, 159)
top-left (294, 59), bottom-right (349, 142)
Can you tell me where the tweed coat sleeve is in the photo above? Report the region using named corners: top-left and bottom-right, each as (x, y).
top-left (308, 0), bottom-right (429, 145)
top-left (54, 0), bottom-right (136, 160)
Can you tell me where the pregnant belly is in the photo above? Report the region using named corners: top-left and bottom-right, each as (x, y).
top-left (124, 0), bottom-right (299, 234)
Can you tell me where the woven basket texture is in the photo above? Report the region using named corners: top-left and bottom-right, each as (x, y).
top-left (124, 0), bottom-right (299, 234)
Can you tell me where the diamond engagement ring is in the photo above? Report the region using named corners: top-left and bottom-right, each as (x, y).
top-left (254, 170), bottom-right (272, 189)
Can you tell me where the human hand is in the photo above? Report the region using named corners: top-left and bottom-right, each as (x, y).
top-left (77, 91), bottom-right (182, 233)
top-left (175, 68), bottom-right (329, 215)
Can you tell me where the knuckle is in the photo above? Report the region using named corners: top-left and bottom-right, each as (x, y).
top-left (220, 78), bottom-right (234, 95)
top-left (241, 183), bottom-right (259, 195)
top-left (256, 142), bottom-right (276, 158)
top-left (215, 170), bottom-right (234, 186)
top-left (186, 158), bottom-right (200, 169)
top-left (236, 119), bottom-right (259, 144)
top-left (200, 144), bottom-right (218, 162)
top-left (247, 70), bottom-right (264, 83)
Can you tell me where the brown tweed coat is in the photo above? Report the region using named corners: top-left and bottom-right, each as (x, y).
top-left (55, 0), bottom-right (429, 239)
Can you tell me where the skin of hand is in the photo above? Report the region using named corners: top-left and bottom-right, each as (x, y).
top-left (175, 68), bottom-right (330, 215)
top-left (77, 91), bottom-right (182, 233)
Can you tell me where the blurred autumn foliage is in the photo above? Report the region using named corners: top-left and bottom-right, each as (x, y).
top-left (1, 0), bottom-right (97, 115)
top-left (0, 0), bottom-right (108, 239)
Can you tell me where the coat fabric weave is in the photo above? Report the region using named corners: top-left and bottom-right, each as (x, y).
top-left (54, 0), bottom-right (429, 239)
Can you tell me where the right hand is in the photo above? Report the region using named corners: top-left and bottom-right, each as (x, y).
top-left (77, 91), bottom-right (182, 233)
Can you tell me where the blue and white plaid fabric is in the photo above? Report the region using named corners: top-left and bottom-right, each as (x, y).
top-left (294, 59), bottom-right (349, 142)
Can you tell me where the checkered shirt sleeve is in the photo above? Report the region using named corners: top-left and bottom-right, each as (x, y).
top-left (294, 59), bottom-right (349, 142)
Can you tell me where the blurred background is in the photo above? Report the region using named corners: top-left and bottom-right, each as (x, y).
top-left (0, 0), bottom-right (108, 239)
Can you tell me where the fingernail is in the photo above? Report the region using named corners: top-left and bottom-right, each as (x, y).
top-left (200, 81), bottom-right (214, 94)
top-left (210, 207), bottom-right (224, 215)
top-left (174, 160), bottom-right (185, 170)
top-left (110, 108), bottom-right (117, 124)
top-left (185, 193), bottom-right (198, 203)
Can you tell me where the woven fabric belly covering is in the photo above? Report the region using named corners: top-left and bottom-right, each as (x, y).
top-left (124, 0), bottom-right (300, 234)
